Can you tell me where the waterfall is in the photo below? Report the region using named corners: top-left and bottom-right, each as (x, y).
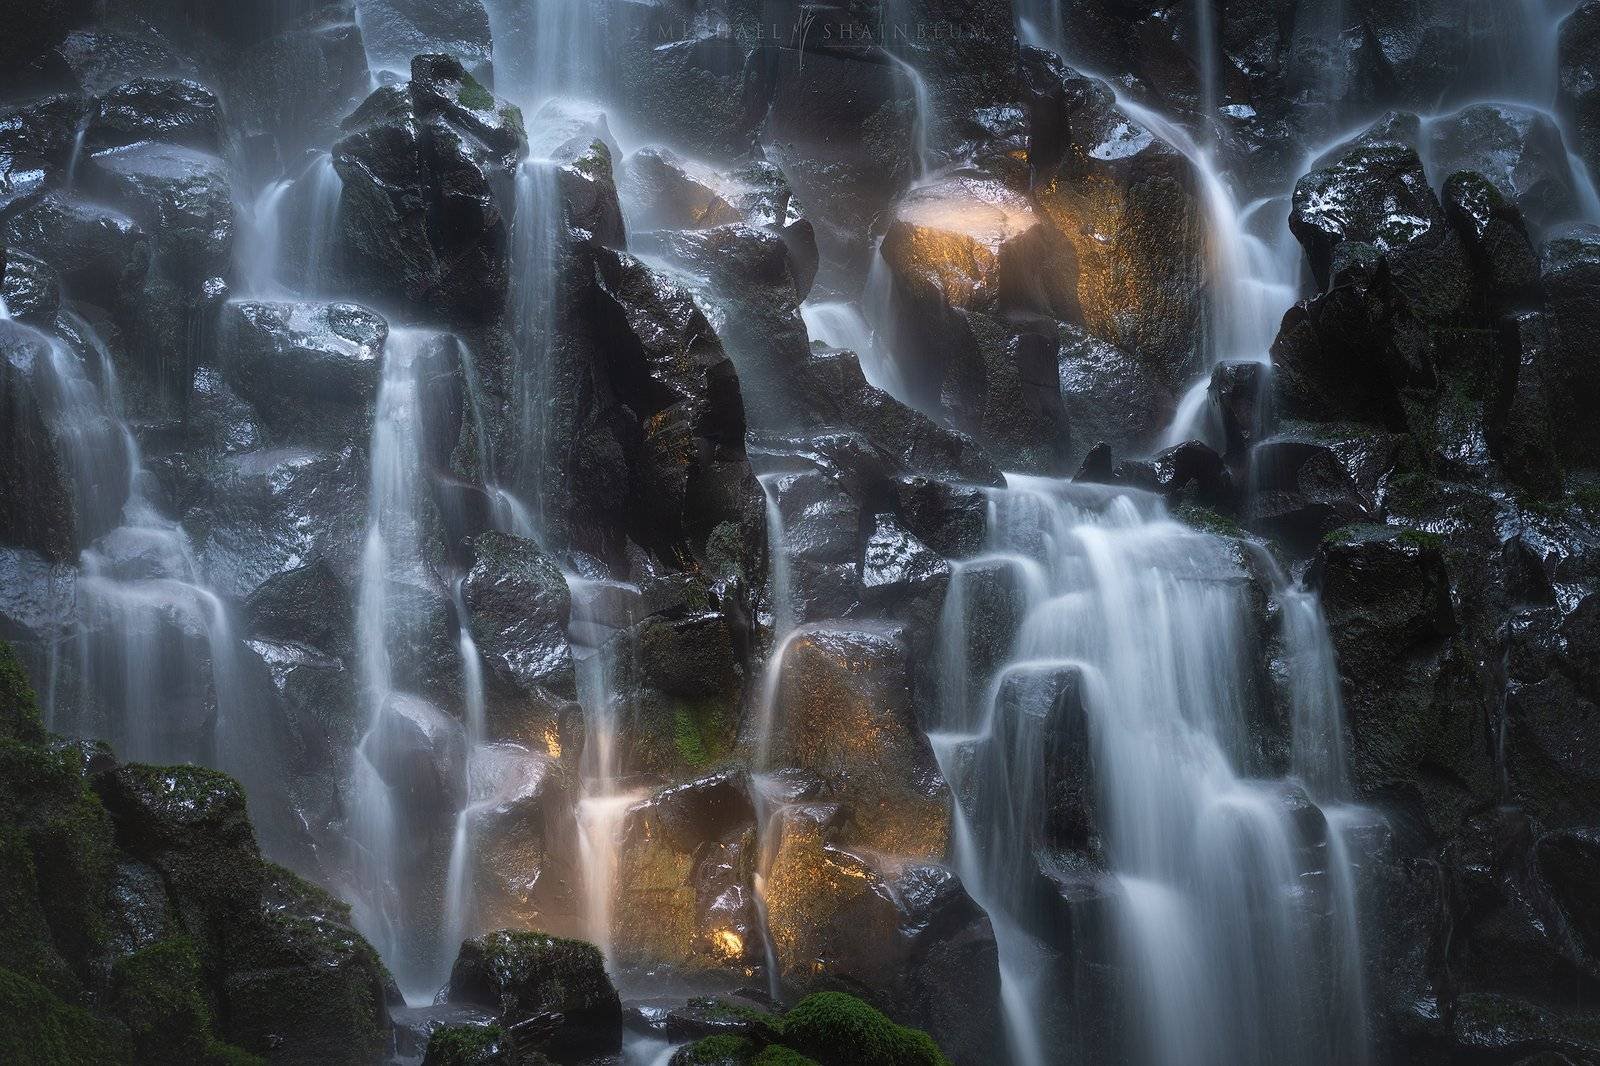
top-left (348, 327), bottom-right (461, 1000)
top-left (568, 577), bottom-right (646, 961)
top-left (242, 177), bottom-right (294, 296)
top-left (886, 53), bottom-right (936, 182)
top-left (931, 476), bottom-right (1370, 1066)
top-left (800, 299), bottom-right (911, 400)
top-left (507, 159), bottom-right (564, 543)
top-left (299, 152), bottom-right (344, 295)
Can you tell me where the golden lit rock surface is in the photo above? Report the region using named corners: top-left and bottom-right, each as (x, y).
top-left (609, 771), bottom-right (761, 973)
top-left (880, 173), bottom-right (1078, 321)
top-left (767, 623), bottom-right (949, 860)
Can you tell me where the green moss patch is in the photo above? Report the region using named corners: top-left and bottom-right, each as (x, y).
top-left (780, 992), bottom-right (948, 1066)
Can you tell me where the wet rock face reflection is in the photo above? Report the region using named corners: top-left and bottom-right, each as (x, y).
top-left (4, 0), bottom-right (1600, 1062)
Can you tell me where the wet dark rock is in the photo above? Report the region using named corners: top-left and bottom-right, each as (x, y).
top-left (1491, 310), bottom-right (1564, 499)
top-left (1057, 323), bottom-right (1175, 470)
top-left (768, 623), bottom-right (948, 860)
top-left (93, 763), bottom-right (263, 955)
top-left (463, 531), bottom-right (574, 700)
top-left (556, 140), bottom-right (626, 250)
top-left (620, 147), bottom-right (743, 232)
top-left (894, 476), bottom-right (988, 560)
top-left (1113, 439), bottom-right (1232, 507)
top-left (229, 1), bottom-right (372, 166)
top-left (332, 55), bottom-right (527, 320)
top-left (1507, 594), bottom-right (1600, 826)
top-left (0, 656), bottom-right (391, 1063)
top-left (1246, 428), bottom-right (1404, 552)
top-left (83, 140), bottom-right (236, 287)
top-left (590, 249), bottom-right (761, 571)
top-left (761, 46), bottom-right (916, 278)
top-left (1290, 115), bottom-right (1475, 328)
top-left (242, 557), bottom-right (353, 657)
top-left (638, 611), bottom-right (737, 703)
top-left (1208, 360), bottom-right (1270, 462)
top-left (1310, 525), bottom-right (1478, 826)
top-left (1022, 49), bottom-right (1209, 386)
top-left (225, 863), bottom-right (394, 1065)
top-left (3, 194), bottom-right (152, 315)
top-left (1427, 104), bottom-right (1587, 233)
top-left (366, 692), bottom-right (468, 835)
top-left (52, 22), bottom-right (200, 95)
top-left (1539, 225), bottom-right (1600, 468)
top-left (2, 250), bottom-right (62, 326)
top-left (1270, 261), bottom-right (1430, 430)
top-left (878, 173), bottom-right (1078, 426)
top-left (0, 321), bottom-right (80, 560)
top-left (794, 346), bottom-right (1003, 487)
top-left (86, 77), bottom-right (224, 153)
top-left (219, 299), bottom-right (386, 444)
top-left (1442, 171), bottom-right (1541, 308)
top-left (996, 663), bottom-right (1097, 855)
top-left (0, 92), bottom-right (89, 213)
top-left (614, 32), bottom-right (766, 162)
top-left (612, 771), bottom-right (760, 972)
top-left (760, 805), bottom-right (1003, 1061)
top-left (1561, 1), bottom-right (1600, 180)
top-left (446, 930), bottom-right (622, 1057)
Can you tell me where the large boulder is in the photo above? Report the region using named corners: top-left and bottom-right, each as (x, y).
top-left (0, 322), bottom-right (81, 560)
top-left (228, 1), bottom-right (372, 167)
top-left (353, 0), bottom-right (492, 83)
top-left (85, 78), bottom-right (225, 154)
top-left (766, 623), bottom-right (948, 860)
top-left (609, 771), bottom-right (760, 973)
top-left (1056, 322), bottom-right (1175, 469)
top-left (1309, 526), bottom-right (1485, 831)
top-left (877, 172), bottom-right (1077, 426)
top-left (3, 195), bottom-right (152, 316)
top-left (1022, 49), bottom-right (1209, 386)
top-left (461, 531), bottom-right (575, 702)
top-left (445, 930), bottom-right (622, 1057)
top-left (219, 299), bottom-right (387, 444)
top-left (223, 864), bottom-right (394, 1065)
top-left (0, 93), bottom-right (91, 214)
top-left (1290, 114), bottom-right (1476, 328)
top-left (332, 54), bottom-right (526, 320)
top-left (1426, 104), bottom-right (1589, 233)
top-left (760, 46), bottom-right (917, 279)
top-left (82, 140), bottom-right (235, 287)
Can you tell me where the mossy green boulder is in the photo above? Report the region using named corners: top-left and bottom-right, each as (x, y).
top-left (668, 991), bottom-right (945, 1066)
top-left (446, 930), bottom-right (622, 1057)
top-left (0, 640), bottom-right (392, 1064)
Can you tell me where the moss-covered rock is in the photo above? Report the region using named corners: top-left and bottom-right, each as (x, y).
top-left (223, 865), bottom-right (393, 1065)
top-left (0, 966), bottom-right (130, 1064)
top-left (780, 992), bottom-right (949, 1066)
top-left (93, 763), bottom-right (263, 964)
top-left (671, 1034), bottom-right (759, 1065)
top-left (0, 641), bottom-right (392, 1063)
top-left (421, 1022), bottom-right (534, 1066)
top-left (111, 936), bottom-right (260, 1065)
top-left (445, 930), bottom-right (621, 1057)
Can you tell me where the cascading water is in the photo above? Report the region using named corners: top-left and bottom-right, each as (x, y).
top-left (22, 310), bottom-right (261, 796)
top-left (506, 158), bottom-right (564, 542)
top-left (568, 577), bottom-right (646, 961)
top-left (348, 327), bottom-right (462, 999)
top-left (931, 476), bottom-right (1369, 1066)
top-left (799, 298), bottom-right (910, 399)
